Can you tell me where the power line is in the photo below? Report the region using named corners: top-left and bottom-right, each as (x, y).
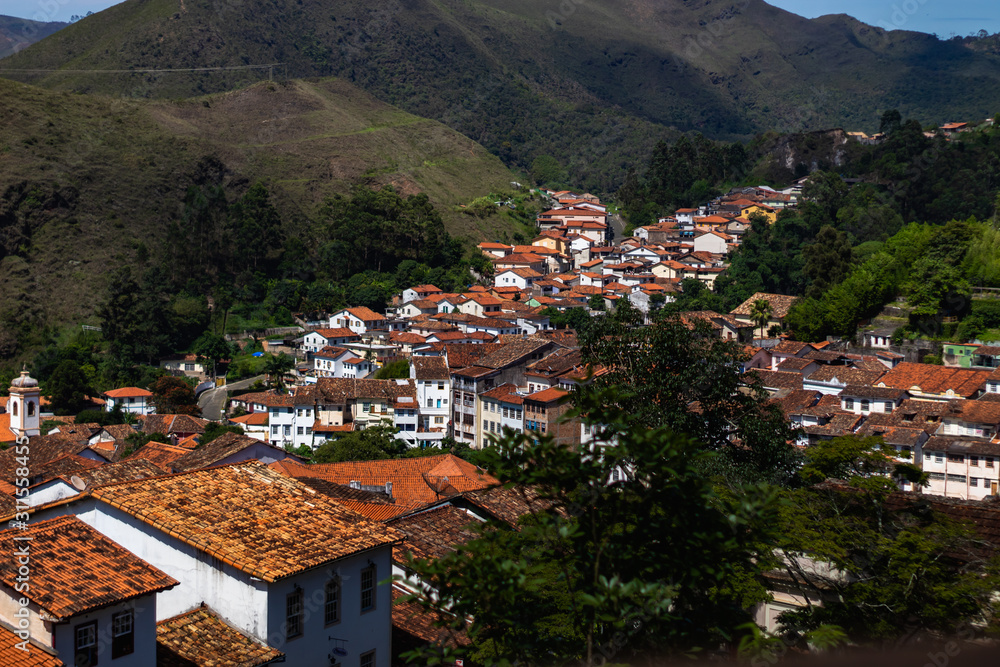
top-left (0, 63), bottom-right (284, 74)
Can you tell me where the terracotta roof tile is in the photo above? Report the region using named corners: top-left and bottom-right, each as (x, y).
top-left (391, 588), bottom-right (470, 648)
top-left (0, 516), bottom-right (177, 619)
top-left (749, 370), bottom-right (804, 391)
top-left (168, 432), bottom-right (296, 473)
top-left (878, 362), bottom-right (990, 398)
top-left (807, 366), bottom-right (885, 385)
top-left (0, 624), bottom-right (63, 667)
top-left (156, 604), bottom-right (283, 667)
top-left (91, 461), bottom-right (402, 582)
top-left (140, 414), bottom-right (210, 436)
top-left (311, 328), bottom-right (359, 339)
top-left (66, 459), bottom-right (166, 489)
top-left (29, 453), bottom-right (103, 485)
top-left (412, 356), bottom-right (450, 380)
top-left (388, 505), bottom-right (481, 562)
top-left (103, 387), bottom-right (153, 398)
top-left (0, 434), bottom-right (93, 484)
top-left (126, 440), bottom-right (192, 469)
top-left (278, 454), bottom-right (498, 505)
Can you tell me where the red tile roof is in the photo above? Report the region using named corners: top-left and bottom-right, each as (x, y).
top-left (0, 624), bottom-right (63, 667)
top-left (345, 306), bottom-right (387, 322)
top-left (156, 603), bottom-right (284, 667)
top-left (126, 440), bottom-right (192, 468)
top-left (103, 386), bottom-right (153, 398)
top-left (0, 516), bottom-right (177, 620)
top-left (525, 387), bottom-right (569, 403)
top-left (91, 461), bottom-right (402, 582)
top-left (877, 362), bottom-right (991, 398)
top-left (311, 327), bottom-right (359, 339)
top-left (277, 454), bottom-right (498, 505)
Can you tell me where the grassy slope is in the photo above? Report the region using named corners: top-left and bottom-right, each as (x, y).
top-left (3, 0), bottom-right (1000, 191)
top-left (0, 16), bottom-right (67, 59)
top-left (0, 77), bottom-right (514, 348)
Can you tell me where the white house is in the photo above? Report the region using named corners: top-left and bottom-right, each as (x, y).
top-left (839, 385), bottom-right (907, 415)
top-left (329, 307), bottom-right (388, 335)
top-left (0, 515), bottom-right (177, 667)
top-left (494, 268), bottom-right (542, 290)
top-left (922, 438), bottom-right (1000, 500)
top-left (692, 231), bottom-right (731, 255)
top-left (411, 357), bottom-right (451, 446)
top-left (302, 328), bottom-right (361, 354)
top-left (104, 387), bottom-right (155, 416)
top-left (33, 461), bottom-right (399, 667)
top-left (314, 346), bottom-right (374, 379)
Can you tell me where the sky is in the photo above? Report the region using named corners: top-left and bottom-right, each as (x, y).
top-left (4, 0), bottom-right (1000, 37)
top-left (767, 0), bottom-right (1000, 36)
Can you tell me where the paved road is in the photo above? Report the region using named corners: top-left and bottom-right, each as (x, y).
top-left (197, 375), bottom-right (265, 421)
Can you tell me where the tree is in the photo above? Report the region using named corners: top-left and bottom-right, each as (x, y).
top-left (47, 359), bottom-right (92, 416)
top-left (749, 298), bottom-right (772, 339)
top-left (399, 386), bottom-right (781, 665)
top-left (312, 424), bottom-right (409, 462)
top-left (374, 359), bottom-right (409, 379)
top-left (582, 305), bottom-right (800, 485)
top-left (879, 108), bottom-right (903, 136)
top-left (802, 226), bottom-right (853, 298)
top-left (262, 353), bottom-right (295, 389)
top-left (149, 376), bottom-right (200, 416)
top-left (192, 333), bottom-right (234, 378)
top-left (588, 293), bottom-right (605, 311)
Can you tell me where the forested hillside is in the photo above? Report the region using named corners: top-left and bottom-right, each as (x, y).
top-left (0, 77), bottom-right (516, 364)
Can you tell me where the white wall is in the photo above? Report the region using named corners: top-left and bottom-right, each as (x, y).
top-left (265, 549), bottom-right (393, 667)
top-left (52, 596), bottom-right (159, 667)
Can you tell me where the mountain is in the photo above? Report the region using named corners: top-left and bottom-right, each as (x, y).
top-left (3, 0), bottom-right (1000, 191)
top-left (0, 15), bottom-right (67, 58)
top-left (0, 76), bottom-right (514, 356)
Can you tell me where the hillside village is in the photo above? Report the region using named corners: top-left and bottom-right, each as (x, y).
top-left (3, 163), bottom-right (1000, 665)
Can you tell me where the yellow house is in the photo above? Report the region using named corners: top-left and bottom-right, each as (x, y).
top-left (739, 203), bottom-right (777, 224)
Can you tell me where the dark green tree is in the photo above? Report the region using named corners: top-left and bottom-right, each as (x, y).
top-left (581, 305), bottom-right (800, 485)
top-left (312, 424), bottom-right (409, 462)
top-left (47, 359), bottom-right (92, 416)
top-left (802, 226), bottom-right (854, 299)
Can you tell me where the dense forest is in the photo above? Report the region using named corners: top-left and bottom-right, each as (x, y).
top-left (0, 176), bottom-right (501, 402)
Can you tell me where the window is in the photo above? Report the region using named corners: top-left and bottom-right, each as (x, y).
top-left (971, 477), bottom-right (980, 487)
top-left (948, 453), bottom-right (965, 463)
top-left (296, 426), bottom-right (303, 435)
top-left (934, 452), bottom-right (944, 463)
top-left (184, 363), bottom-right (195, 371)
top-left (286, 590), bottom-right (304, 638)
top-left (947, 474), bottom-right (967, 484)
top-left (844, 398), bottom-right (854, 410)
top-left (360, 650), bottom-right (376, 667)
top-left (271, 425), bottom-right (279, 435)
top-left (988, 457), bottom-right (996, 468)
top-left (112, 610), bottom-right (134, 658)
top-left (286, 407), bottom-right (293, 414)
top-left (434, 416), bottom-right (444, 424)
top-left (75, 622), bottom-right (97, 666)
top-left (438, 381), bottom-right (445, 390)
top-left (283, 425), bottom-right (291, 437)
top-left (325, 577), bottom-right (341, 625)
top-left (427, 399), bottom-right (433, 408)
top-left (928, 472), bottom-right (945, 480)
top-left (860, 399), bottom-right (869, 412)
top-left (970, 456), bottom-right (979, 467)
top-left (361, 564), bottom-right (376, 612)
top-left (363, 402), bottom-right (371, 412)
